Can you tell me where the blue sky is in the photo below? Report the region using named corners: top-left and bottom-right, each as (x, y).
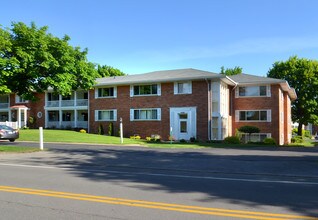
top-left (1, 0), bottom-right (318, 76)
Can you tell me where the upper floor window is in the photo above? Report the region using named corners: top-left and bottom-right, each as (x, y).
top-left (96, 87), bottom-right (117, 98)
top-left (237, 85), bottom-right (270, 97)
top-left (95, 109), bottom-right (117, 121)
top-left (174, 81), bottom-right (192, 94)
top-left (130, 84), bottom-right (161, 97)
top-left (47, 93), bottom-right (59, 101)
top-left (15, 95), bottom-right (28, 103)
top-left (236, 110), bottom-right (271, 122)
top-left (130, 108), bottom-right (161, 121)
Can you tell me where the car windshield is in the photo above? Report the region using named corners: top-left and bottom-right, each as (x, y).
top-left (0, 125), bottom-right (14, 131)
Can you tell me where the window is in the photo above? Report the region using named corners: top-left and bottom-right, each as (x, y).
top-left (241, 133), bottom-right (271, 143)
top-left (47, 93), bottom-right (59, 101)
top-left (237, 86), bottom-right (269, 97)
top-left (96, 87), bottom-right (116, 98)
top-left (131, 84), bottom-right (161, 96)
top-left (236, 110), bottom-right (271, 122)
top-left (130, 108), bottom-right (161, 121)
top-left (95, 110), bottom-right (117, 121)
top-left (15, 95), bottom-right (28, 103)
top-left (174, 81), bottom-right (192, 94)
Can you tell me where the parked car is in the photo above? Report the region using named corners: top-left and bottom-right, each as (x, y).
top-left (0, 125), bottom-right (19, 142)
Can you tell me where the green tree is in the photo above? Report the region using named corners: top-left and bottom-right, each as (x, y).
top-left (0, 26), bottom-right (14, 94)
top-left (268, 56), bottom-right (318, 135)
top-left (97, 65), bottom-right (125, 77)
top-left (0, 22), bottom-right (99, 100)
top-left (220, 66), bottom-right (243, 76)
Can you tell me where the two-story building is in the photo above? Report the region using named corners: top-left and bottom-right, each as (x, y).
top-left (0, 68), bottom-right (296, 145)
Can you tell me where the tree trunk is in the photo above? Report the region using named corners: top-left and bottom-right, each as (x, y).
top-left (297, 123), bottom-right (303, 136)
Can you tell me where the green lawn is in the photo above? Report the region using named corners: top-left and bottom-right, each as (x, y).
top-left (16, 129), bottom-right (317, 149)
top-left (0, 145), bottom-right (40, 153)
top-left (19, 129), bottom-right (142, 145)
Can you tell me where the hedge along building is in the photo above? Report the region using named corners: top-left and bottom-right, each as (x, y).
top-left (0, 68), bottom-right (296, 145)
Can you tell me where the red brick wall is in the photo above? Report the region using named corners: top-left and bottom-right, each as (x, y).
top-left (231, 85), bottom-right (281, 144)
top-left (89, 81), bottom-right (209, 140)
top-left (9, 93), bottom-right (46, 128)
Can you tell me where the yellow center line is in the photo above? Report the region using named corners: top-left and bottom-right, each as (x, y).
top-left (0, 185), bottom-right (316, 220)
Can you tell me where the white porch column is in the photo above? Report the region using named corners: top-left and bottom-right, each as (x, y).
top-left (59, 110), bottom-right (62, 128)
top-left (24, 108), bottom-right (27, 127)
top-left (74, 110), bottom-right (78, 128)
top-left (17, 108), bottom-right (21, 128)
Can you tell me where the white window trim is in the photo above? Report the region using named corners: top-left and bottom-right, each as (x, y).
top-left (173, 81), bottom-right (192, 95)
top-left (130, 84), bottom-right (161, 97)
top-left (130, 108), bottom-right (161, 121)
top-left (95, 109), bottom-right (117, 121)
top-left (95, 86), bottom-right (117, 99)
top-left (235, 109), bottom-right (271, 122)
top-left (235, 85), bottom-right (271, 98)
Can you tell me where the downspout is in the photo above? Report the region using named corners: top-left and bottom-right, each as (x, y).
top-left (206, 79), bottom-right (212, 141)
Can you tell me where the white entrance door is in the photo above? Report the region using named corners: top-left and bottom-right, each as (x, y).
top-left (170, 107), bottom-right (196, 140)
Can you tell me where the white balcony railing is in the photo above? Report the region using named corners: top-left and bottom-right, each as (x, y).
top-left (47, 121), bottom-right (88, 129)
top-left (46, 99), bottom-right (88, 108)
top-left (0, 103), bottom-right (9, 109)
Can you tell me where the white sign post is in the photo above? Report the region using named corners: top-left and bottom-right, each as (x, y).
top-left (39, 127), bottom-right (44, 150)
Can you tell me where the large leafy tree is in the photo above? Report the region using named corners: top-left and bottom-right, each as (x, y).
top-left (0, 22), bottom-right (99, 100)
top-left (97, 64), bottom-right (125, 77)
top-left (220, 66), bottom-right (242, 76)
top-left (268, 56), bottom-right (318, 135)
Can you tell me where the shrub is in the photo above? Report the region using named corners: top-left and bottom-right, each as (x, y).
top-left (291, 135), bottom-right (303, 143)
top-left (238, 125), bottom-right (260, 134)
top-left (263, 137), bottom-right (276, 145)
top-left (223, 136), bottom-right (240, 144)
top-left (108, 122), bottom-right (114, 136)
top-left (79, 129), bottom-right (87, 133)
top-left (303, 130), bottom-right (311, 138)
top-left (190, 137), bottom-right (196, 142)
top-left (98, 124), bottom-right (104, 135)
top-left (179, 139), bottom-right (186, 143)
top-left (130, 135), bottom-right (141, 140)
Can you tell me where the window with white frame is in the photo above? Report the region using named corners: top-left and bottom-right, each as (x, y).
top-left (174, 81), bottom-right (192, 94)
top-left (130, 108), bottom-right (161, 121)
top-left (236, 110), bottom-right (271, 122)
top-left (15, 95), bottom-right (28, 103)
top-left (131, 84), bottom-right (161, 96)
top-left (241, 133), bottom-right (271, 143)
top-left (237, 85), bottom-right (270, 97)
top-left (95, 87), bottom-right (117, 98)
top-left (95, 110), bottom-right (117, 121)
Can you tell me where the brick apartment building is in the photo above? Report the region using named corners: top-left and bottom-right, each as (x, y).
top-left (0, 69), bottom-right (296, 145)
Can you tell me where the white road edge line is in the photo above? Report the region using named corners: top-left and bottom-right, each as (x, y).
top-left (1, 163), bottom-right (318, 185)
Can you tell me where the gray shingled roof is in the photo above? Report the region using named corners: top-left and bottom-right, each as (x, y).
top-left (95, 68), bottom-right (224, 86)
top-left (228, 73), bottom-right (286, 84)
top-left (229, 73), bottom-right (297, 100)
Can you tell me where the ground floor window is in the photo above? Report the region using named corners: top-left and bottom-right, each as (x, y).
top-left (48, 111), bottom-right (59, 121)
top-left (130, 108), bottom-right (161, 121)
top-left (95, 110), bottom-right (117, 121)
top-left (240, 133), bottom-right (271, 143)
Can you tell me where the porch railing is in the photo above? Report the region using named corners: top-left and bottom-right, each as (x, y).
top-left (46, 99), bottom-right (88, 108)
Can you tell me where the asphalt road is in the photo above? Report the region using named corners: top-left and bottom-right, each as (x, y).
top-left (0, 141), bottom-right (318, 219)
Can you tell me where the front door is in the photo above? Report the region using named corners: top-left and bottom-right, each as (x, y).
top-left (170, 107), bottom-right (196, 140)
